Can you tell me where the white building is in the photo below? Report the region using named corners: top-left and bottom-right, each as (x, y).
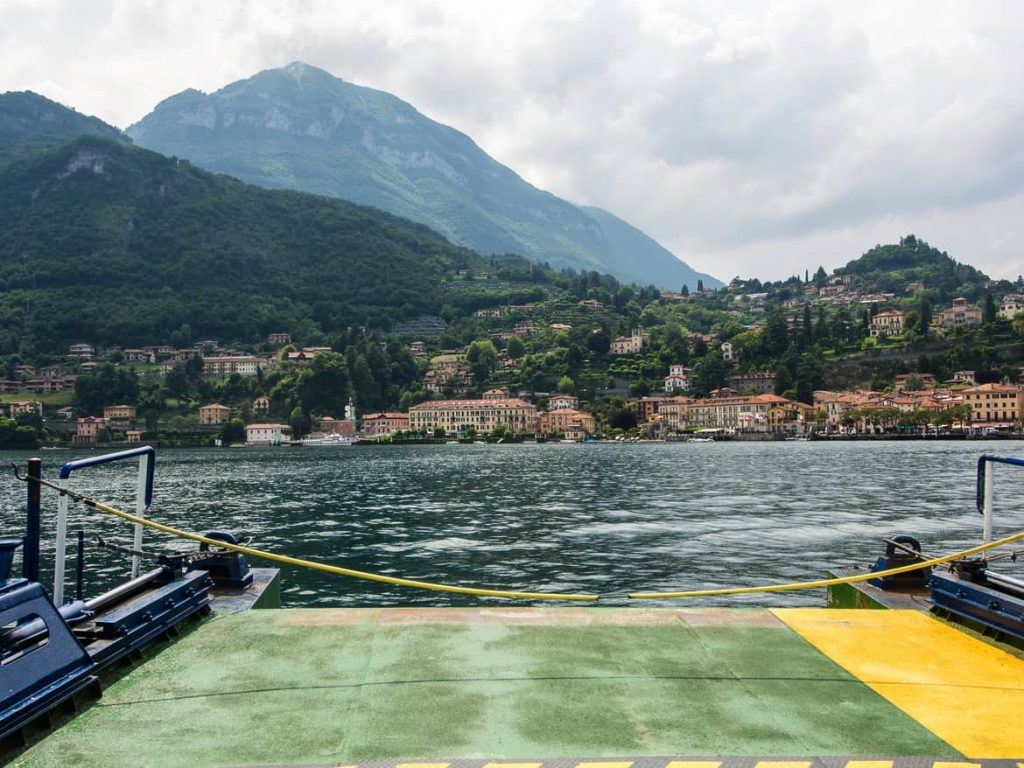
top-left (664, 364), bottom-right (691, 393)
top-left (999, 294), bottom-right (1024, 320)
top-left (68, 343), bottom-right (95, 359)
top-left (202, 356), bottom-right (263, 378)
top-left (548, 394), bottom-right (579, 410)
top-left (245, 423), bottom-right (291, 446)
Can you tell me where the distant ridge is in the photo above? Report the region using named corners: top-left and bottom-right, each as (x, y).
top-left (128, 62), bottom-right (721, 290)
top-left (0, 91), bottom-right (129, 164)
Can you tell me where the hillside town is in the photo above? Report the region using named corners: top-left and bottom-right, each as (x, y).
top-left (3, 237), bottom-right (1024, 448)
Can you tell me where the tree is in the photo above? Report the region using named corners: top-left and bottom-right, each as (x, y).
top-left (557, 375), bottom-right (575, 394)
top-left (917, 296), bottom-right (931, 335)
top-left (762, 310), bottom-right (789, 357)
top-left (801, 304), bottom-right (813, 348)
top-left (506, 336), bottom-right (525, 360)
top-left (219, 418), bottom-right (246, 445)
top-left (697, 279), bottom-right (704, 293)
top-left (984, 293), bottom-right (997, 323)
top-left (163, 364), bottom-right (189, 402)
top-left (466, 339), bottom-right (498, 381)
top-left (681, 284), bottom-right (690, 297)
top-left (692, 353), bottom-right (729, 395)
top-left (609, 408), bottom-right (637, 430)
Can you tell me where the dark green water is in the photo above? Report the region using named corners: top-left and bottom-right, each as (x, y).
top-left (2, 441), bottom-right (1022, 607)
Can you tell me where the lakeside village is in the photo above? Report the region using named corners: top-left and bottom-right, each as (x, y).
top-left (4, 283), bottom-right (1024, 448)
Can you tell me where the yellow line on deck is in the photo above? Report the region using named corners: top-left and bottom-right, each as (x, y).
top-left (773, 609), bottom-right (1024, 758)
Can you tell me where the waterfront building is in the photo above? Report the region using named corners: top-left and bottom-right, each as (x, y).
top-left (937, 297), bottom-right (982, 330)
top-left (315, 416), bottom-right (356, 436)
top-left (610, 328), bottom-right (644, 355)
top-left (245, 423), bottom-right (291, 445)
top-left (408, 398), bottom-right (537, 435)
top-left (962, 383), bottom-right (1023, 427)
top-left (656, 397), bottom-right (692, 430)
top-left (73, 416), bottom-right (107, 444)
top-left (198, 403), bottom-right (231, 426)
top-left (103, 404), bottom-right (137, 422)
top-left (684, 393), bottom-right (793, 433)
top-left (362, 412), bottom-right (410, 437)
top-left (633, 396), bottom-right (668, 423)
top-left (125, 430), bottom-right (142, 443)
top-left (870, 310), bottom-right (906, 337)
top-left (536, 409), bottom-right (596, 438)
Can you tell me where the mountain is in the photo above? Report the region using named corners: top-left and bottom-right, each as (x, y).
top-left (127, 62), bottom-right (720, 290)
top-left (579, 205), bottom-right (718, 291)
top-left (836, 234), bottom-right (990, 301)
top-left (0, 135), bottom-right (481, 350)
top-left (0, 91), bottom-right (128, 165)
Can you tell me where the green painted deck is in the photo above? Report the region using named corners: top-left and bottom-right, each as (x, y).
top-left (12, 608), bottom-right (962, 766)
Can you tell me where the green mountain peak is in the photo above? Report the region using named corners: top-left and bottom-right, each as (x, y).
top-left (127, 63), bottom-right (720, 290)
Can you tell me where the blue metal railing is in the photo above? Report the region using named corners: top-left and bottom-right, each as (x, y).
top-left (975, 453), bottom-right (1024, 547)
top-left (52, 447), bottom-right (156, 605)
top-left (976, 454), bottom-right (1024, 513)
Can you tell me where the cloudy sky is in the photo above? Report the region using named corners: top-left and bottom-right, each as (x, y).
top-left (3, 0), bottom-right (1023, 282)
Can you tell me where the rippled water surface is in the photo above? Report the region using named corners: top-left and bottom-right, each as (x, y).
top-left (2, 441), bottom-right (1022, 607)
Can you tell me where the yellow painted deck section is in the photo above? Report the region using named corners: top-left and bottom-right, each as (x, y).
top-left (773, 609), bottom-right (1024, 758)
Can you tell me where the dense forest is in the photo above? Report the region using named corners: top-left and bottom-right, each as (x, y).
top-left (0, 136), bottom-right (485, 356)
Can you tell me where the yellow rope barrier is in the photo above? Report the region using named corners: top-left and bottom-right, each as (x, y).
top-left (627, 529), bottom-right (1024, 599)
top-left (71, 493), bottom-right (600, 602)
top-left (39, 474), bottom-right (1024, 603)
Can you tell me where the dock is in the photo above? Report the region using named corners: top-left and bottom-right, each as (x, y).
top-left (12, 606), bottom-right (1024, 766)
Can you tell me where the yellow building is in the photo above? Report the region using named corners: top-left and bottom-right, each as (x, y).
top-left (198, 403), bottom-right (231, 425)
top-left (870, 310), bottom-right (906, 337)
top-left (962, 383), bottom-right (1023, 427)
top-left (103, 404), bottom-right (137, 422)
top-left (409, 398), bottom-right (537, 435)
top-left (536, 409), bottom-right (596, 437)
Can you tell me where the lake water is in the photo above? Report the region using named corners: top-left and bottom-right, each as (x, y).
top-left (2, 441), bottom-right (1023, 607)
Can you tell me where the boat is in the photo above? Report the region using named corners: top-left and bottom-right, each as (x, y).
top-left (5, 446), bottom-right (1024, 764)
top-left (785, 435), bottom-right (812, 442)
top-left (298, 433), bottom-right (354, 446)
top-left (688, 436), bottom-right (714, 442)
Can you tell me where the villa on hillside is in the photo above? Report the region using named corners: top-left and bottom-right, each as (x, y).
top-left (870, 309), bottom-right (906, 337)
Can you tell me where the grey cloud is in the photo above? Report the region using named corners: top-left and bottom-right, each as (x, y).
top-left (1, 0), bottom-right (1022, 280)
